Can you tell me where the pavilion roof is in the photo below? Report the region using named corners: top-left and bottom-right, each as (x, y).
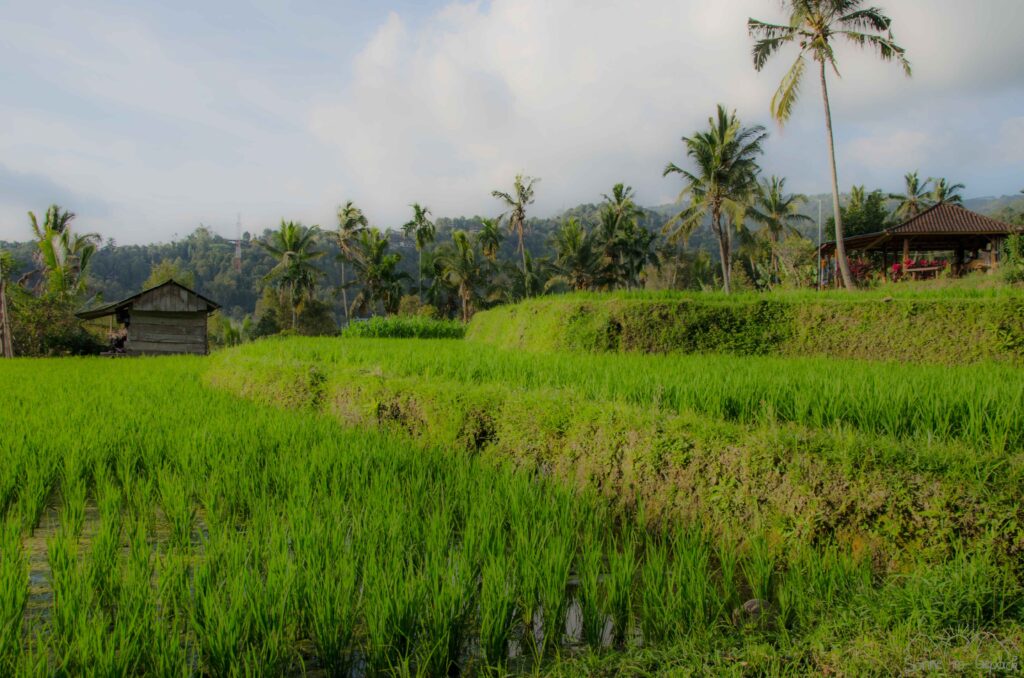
top-left (821, 202), bottom-right (1018, 253)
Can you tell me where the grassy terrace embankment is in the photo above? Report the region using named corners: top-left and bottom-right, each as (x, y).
top-left (206, 338), bottom-right (1024, 566)
top-left (466, 286), bottom-right (1024, 364)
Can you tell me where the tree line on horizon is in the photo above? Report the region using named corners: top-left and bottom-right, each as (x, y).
top-left (2, 0), bottom-right (1023, 355)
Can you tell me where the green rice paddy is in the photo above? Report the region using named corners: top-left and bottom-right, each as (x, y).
top-left (1, 341), bottom-right (1022, 675)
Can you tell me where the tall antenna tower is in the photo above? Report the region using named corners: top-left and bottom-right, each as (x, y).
top-left (233, 214), bottom-right (243, 273)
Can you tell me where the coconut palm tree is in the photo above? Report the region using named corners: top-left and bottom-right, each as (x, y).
top-left (27, 205), bottom-right (100, 297)
top-left (477, 218), bottom-right (504, 261)
top-left (436, 230), bottom-right (486, 322)
top-left (889, 171), bottom-right (932, 220)
top-left (348, 228), bottom-right (407, 317)
top-left (747, 176), bottom-right (812, 275)
top-left (749, 0), bottom-right (911, 288)
top-left (401, 203), bottom-right (436, 301)
top-left (596, 183), bottom-right (655, 288)
top-left (336, 201), bottom-right (368, 323)
top-left (548, 218), bottom-right (603, 292)
top-left (259, 220), bottom-right (324, 328)
top-left (492, 174), bottom-right (538, 284)
top-left (930, 177), bottom-right (965, 206)
top-left (663, 104), bottom-right (767, 294)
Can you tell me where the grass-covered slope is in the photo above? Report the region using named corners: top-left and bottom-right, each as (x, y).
top-left (467, 288), bottom-right (1024, 364)
top-left (206, 338), bottom-right (1024, 568)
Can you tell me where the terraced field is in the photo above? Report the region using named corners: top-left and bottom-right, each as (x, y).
top-left (2, 305), bottom-right (1023, 675)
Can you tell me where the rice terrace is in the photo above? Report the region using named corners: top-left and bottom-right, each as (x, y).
top-left (2, 0), bottom-right (1024, 676)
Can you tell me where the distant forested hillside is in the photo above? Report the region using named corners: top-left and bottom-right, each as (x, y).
top-left (3, 193), bottom-right (1021, 319)
top-left (1, 206), bottom-right (713, 318)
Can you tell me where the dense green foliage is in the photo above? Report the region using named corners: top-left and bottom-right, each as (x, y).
top-left (340, 316), bottom-right (466, 339)
top-left (828, 185), bottom-right (893, 237)
top-left (468, 289), bottom-right (1024, 364)
top-left (6, 287), bottom-right (103, 356)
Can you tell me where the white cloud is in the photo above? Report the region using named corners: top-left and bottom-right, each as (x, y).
top-left (309, 0), bottom-right (1024, 226)
top-left (309, 0), bottom-right (779, 224)
top-left (1, 0), bottom-right (1023, 241)
top-left (847, 129), bottom-right (934, 169)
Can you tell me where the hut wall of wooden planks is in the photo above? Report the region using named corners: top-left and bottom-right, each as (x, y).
top-left (76, 280), bottom-right (220, 356)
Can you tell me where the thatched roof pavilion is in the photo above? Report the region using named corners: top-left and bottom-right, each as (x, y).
top-left (820, 202), bottom-right (1019, 278)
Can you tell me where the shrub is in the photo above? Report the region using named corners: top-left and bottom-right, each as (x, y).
top-left (9, 290), bottom-right (103, 356)
top-left (341, 315), bottom-right (465, 339)
top-left (251, 308), bottom-right (281, 339)
top-left (1002, 233), bottom-right (1024, 284)
top-left (397, 295), bottom-right (438, 318)
top-left (295, 299), bottom-right (337, 336)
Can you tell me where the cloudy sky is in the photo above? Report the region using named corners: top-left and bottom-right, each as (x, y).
top-left (1, 0), bottom-right (1022, 243)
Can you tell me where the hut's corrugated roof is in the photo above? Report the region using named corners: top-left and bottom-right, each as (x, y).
top-left (76, 279), bottom-right (220, 320)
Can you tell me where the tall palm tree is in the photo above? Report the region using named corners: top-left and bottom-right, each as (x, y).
top-left (930, 177), bottom-right (965, 206)
top-left (348, 228), bottom-right (407, 317)
top-left (749, 0), bottom-right (911, 289)
top-left (436, 230), bottom-right (485, 322)
top-left (889, 171), bottom-right (932, 220)
top-left (259, 220), bottom-right (324, 328)
top-left (492, 174), bottom-right (538, 284)
top-left (747, 176), bottom-right (812, 275)
top-left (27, 205), bottom-right (100, 297)
top-left (476, 218), bottom-right (504, 261)
top-left (401, 203), bottom-right (436, 301)
top-left (336, 201), bottom-right (368, 323)
top-left (663, 105), bottom-right (767, 294)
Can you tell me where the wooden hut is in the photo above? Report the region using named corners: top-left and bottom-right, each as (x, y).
top-left (76, 279), bottom-right (220, 355)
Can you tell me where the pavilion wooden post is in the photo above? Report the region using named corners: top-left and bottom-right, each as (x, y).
top-left (902, 238), bottom-right (910, 276)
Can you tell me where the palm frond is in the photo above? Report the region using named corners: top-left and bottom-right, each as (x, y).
top-left (838, 7), bottom-right (891, 33)
top-left (770, 54), bottom-right (807, 123)
top-left (839, 31), bottom-right (912, 75)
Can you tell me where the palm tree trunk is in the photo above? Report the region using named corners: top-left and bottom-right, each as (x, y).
top-left (819, 59), bottom-right (854, 289)
top-left (340, 261), bottom-right (350, 325)
top-left (518, 225), bottom-right (528, 290)
top-left (291, 282), bottom-right (298, 328)
top-left (418, 249), bottom-right (423, 303)
top-left (714, 207), bottom-right (730, 294)
top-left (770, 230), bottom-right (780, 279)
top-left (0, 276), bottom-right (12, 358)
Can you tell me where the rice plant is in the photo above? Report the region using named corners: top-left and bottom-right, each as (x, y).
top-left (0, 351), bottom-right (1020, 673)
top-left (0, 519), bottom-right (27, 673)
top-left (479, 555), bottom-right (518, 671)
top-left (604, 529), bottom-right (638, 648)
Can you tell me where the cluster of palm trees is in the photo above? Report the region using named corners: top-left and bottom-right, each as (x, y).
top-left (257, 172), bottom-right (667, 325)
top-left (23, 205), bottom-right (100, 299)
top-left (657, 1), bottom-right (914, 293)
top-left (548, 184), bottom-right (656, 292)
top-left (890, 171), bottom-right (965, 219)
